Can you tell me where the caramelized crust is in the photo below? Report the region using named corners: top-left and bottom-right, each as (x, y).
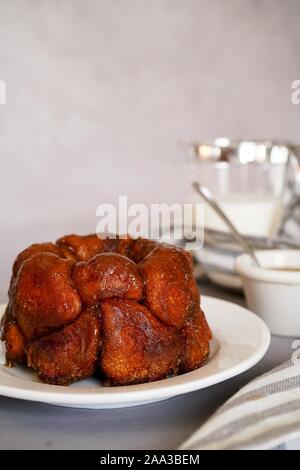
top-left (26, 308), bottom-right (101, 385)
top-left (129, 238), bottom-right (159, 263)
top-left (139, 245), bottom-right (196, 329)
top-left (1, 307), bottom-right (26, 364)
top-left (11, 252), bottom-right (82, 339)
top-left (100, 299), bottom-right (182, 385)
top-left (179, 307), bottom-right (212, 373)
top-left (108, 236), bottom-right (135, 257)
top-left (12, 242), bottom-right (63, 278)
top-left (56, 233), bottom-right (134, 261)
top-left (56, 234), bottom-right (107, 261)
top-left (73, 253), bottom-right (143, 306)
top-left (3, 233), bottom-right (211, 386)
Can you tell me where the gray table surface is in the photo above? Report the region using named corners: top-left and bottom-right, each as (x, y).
top-left (0, 281), bottom-right (294, 450)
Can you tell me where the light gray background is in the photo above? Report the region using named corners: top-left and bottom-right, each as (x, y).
top-left (1, 0), bottom-right (300, 300)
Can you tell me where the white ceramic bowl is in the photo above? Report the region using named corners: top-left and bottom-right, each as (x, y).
top-left (236, 250), bottom-right (300, 337)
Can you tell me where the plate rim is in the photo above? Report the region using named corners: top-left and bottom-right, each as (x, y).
top-left (0, 296), bottom-right (270, 406)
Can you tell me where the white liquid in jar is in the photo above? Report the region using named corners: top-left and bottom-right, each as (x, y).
top-left (200, 194), bottom-right (284, 237)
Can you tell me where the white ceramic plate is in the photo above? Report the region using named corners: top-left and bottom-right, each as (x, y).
top-left (0, 297), bottom-right (270, 409)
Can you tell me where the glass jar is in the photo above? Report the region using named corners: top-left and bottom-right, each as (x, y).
top-left (185, 139), bottom-right (299, 238)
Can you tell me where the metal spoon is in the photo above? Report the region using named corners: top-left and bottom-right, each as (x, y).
top-left (192, 181), bottom-right (261, 267)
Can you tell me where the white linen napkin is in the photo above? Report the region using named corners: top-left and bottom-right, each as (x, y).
top-left (180, 359), bottom-right (300, 450)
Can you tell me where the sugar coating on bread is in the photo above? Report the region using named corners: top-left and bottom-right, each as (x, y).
top-left (1, 234), bottom-right (211, 385)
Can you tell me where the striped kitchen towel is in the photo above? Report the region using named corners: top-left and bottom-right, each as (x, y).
top-left (180, 358), bottom-right (300, 450)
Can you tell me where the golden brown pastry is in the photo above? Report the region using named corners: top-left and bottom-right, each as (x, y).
top-left (99, 299), bottom-right (181, 385)
top-left (1, 307), bottom-right (26, 364)
top-left (11, 252), bottom-right (82, 339)
top-left (73, 253), bottom-right (143, 306)
top-left (56, 233), bottom-right (107, 261)
top-left (2, 233), bottom-right (212, 386)
top-left (139, 245), bottom-right (196, 329)
top-left (26, 308), bottom-right (100, 385)
top-left (12, 242), bottom-right (64, 278)
top-left (109, 236), bottom-right (135, 258)
top-left (56, 233), bottom-right (134, 261)
top-left (129, 238), bottom-right (159, 263)
top-left (179, 307), bottom-right (212, 373)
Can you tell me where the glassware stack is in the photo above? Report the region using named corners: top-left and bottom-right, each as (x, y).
top-left (184, 139), bottom-right (300, 289)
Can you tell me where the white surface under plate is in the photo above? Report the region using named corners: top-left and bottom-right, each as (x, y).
top-left (0, 297), bottom-right (270, 409)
